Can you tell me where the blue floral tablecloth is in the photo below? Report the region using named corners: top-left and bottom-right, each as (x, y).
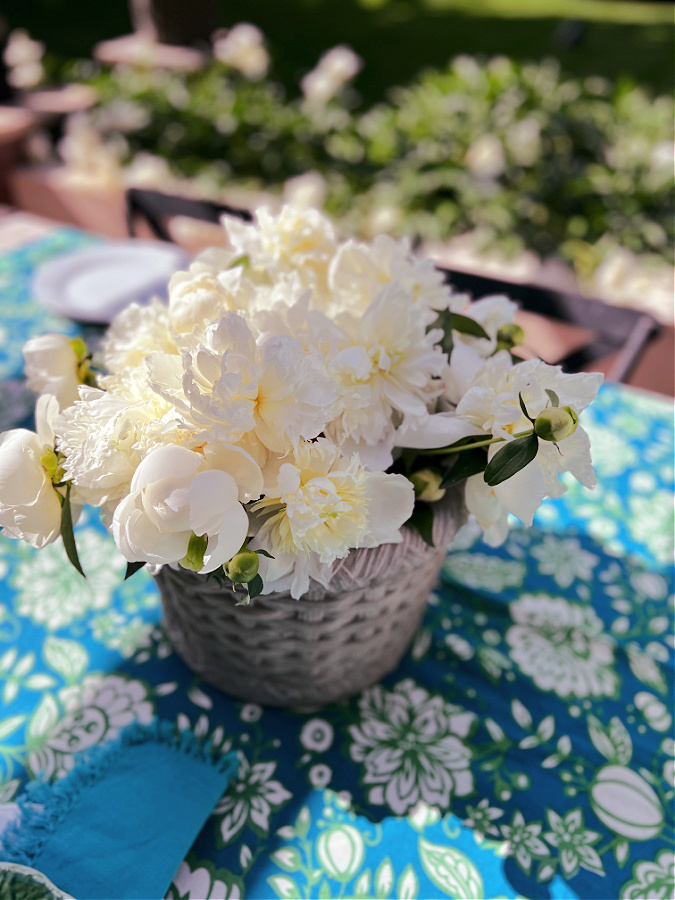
top-left (0, 231), bottom-right (673, 900)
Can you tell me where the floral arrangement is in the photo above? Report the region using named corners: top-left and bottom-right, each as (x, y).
top-left (0, 207), bottom-right (602, 600)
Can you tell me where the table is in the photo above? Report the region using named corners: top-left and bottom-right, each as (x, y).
top-left (0, 224), bottom-right (673, 900)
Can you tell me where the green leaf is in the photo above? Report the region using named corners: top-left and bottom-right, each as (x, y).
top-left (484, 434), bottom-right (539, 486)
top-left (60, 483), bottom-right (85, 578)
top-left (256, 549), bottom-right (275, 559)
top-left (0, 715), bottom-right (26, 741)
top-left (408, 502), bottom-right (434, 547)
top-left (418, 838), bottom-right (485, 900)
top-left (270, 847), bottom-right (302, 873)
top-left (267, 875), bottom-right (302, 899)
top-left (43, 636), bottom-right (89, 684)
top-left (519, 392), bottom-right (535, 423)
top-left (247, 573), bottom-right (264, 600)
top-left (318, 881), bottom-right (332, 900)
top-left (397, 865), bottom-right (419, 900)
top-left (125, 561), bottom-right (147, 580)
top-left (449, 313), bottom-right (490, 339)
top-left (440, 447), bottom-right (488, 487)
top-left (27, 695), bottom-right (59, 745)
top-left (545, 389), bottom-right (560, 407)
top-left (294, 806), bottom-right (311, 839)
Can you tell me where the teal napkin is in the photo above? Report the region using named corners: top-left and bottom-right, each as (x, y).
top-left (1, 719), bottom-right (238, 900)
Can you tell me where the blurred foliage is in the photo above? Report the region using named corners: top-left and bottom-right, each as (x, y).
top-left (77, 54), bottom-right (674, 271)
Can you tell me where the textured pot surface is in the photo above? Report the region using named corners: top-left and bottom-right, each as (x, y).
top-left (155, 487), bottom-right (466, 707)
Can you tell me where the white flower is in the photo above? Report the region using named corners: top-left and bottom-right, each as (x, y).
top-left (457, 354), bottom-right (602, 534)
top-left (301, 45), bottom-right (362, 105)
top-left (111, 444), bottom-right (259, 571)
top-left (0, 396), bottom-right (66, 549)
top-left (224, 206), bottom-right (338, 296)
top-left (300, 718), bottom-right (334, 752)
top-left (168, 249), bottom-right (249, 335)
top-left (465, 134), bottom-right (506, 179)
top-left (251, 439), bottom-right (414, 598)
top-left (55, 387), bottom-right (190, 518)
top-left (168, 312), bottom-right (337, 454)
top-left (326, 283), bottom-right (446, 450)
top-left (213, 24), bottom-right (270, 80)
top-left (349, 679), bottom-right (475, 814)
top-left (101, 299), bottom-right (177, 374)
top-left (214, 753), bottom-right (292, 843)
top-left (283, 171), bottom-right (327, 210)
top-left (23, 333), bottom-right (82, 409)
top-left (506, 594), bottom-right (618, 698)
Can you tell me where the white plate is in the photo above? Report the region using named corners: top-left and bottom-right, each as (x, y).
top-left (33, 241), bottom-right (190, 323)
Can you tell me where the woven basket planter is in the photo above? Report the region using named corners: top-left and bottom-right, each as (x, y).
top-left (155, 486), bottom-right (466, 707)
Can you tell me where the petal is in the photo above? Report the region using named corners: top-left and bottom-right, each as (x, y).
top-left (189, 469), bottom-right (240, 535)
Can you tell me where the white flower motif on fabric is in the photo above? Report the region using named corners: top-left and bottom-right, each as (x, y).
top-left (348, 678), bottom-right (475, 815)
top-left (214, 753), bottom-right (292, 844)
top-left (27, 674), bottom-right (154, 779)
top-left (530, 536), bottom-right (599, 589)
top-left (620, 850), bottom-right (675, 900)
top-left (506, 594), bottom-right (619, 699)
top-left (300, 718), bottom-right (334, 753)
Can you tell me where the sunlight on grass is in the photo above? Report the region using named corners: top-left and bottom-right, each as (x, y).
top-left (414, 0), bottom-right (674, 24)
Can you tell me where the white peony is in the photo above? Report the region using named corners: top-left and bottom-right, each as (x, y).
top-left (165, 312), bottom-right (338, 454)
top-left (23, 333), bottom-right (84, 409)
top-left (168, 248), bottom-right (250, 335)
top-left (111, 444), bottom-right (258, 571)
top-left (250, 439), bottom-right (414, 598)
top-left (212, 23), bottom-right (270, 80)
top-left (101, 299), bottom-right (177, 374)
top-left (326, 283), bottom-right (446, 450)
top-left (0, 396), bottom-right (69, 548)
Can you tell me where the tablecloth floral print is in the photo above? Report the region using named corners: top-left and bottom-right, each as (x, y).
top-left (0, 233), bottom-right (673, 900)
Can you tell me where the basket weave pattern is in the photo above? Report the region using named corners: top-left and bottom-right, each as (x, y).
top-left (155, 487), bottom-right (466, 707)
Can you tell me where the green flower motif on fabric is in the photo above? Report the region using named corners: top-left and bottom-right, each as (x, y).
top-left (506, 594), bottom-right (619, 699)
top-left (620, 849), bottom-right (675, 899)
top-left (418, 837), bottom-right (484, 900)
top-left (464, 799), bottom-right (504, 839)
top-left (26, 674), bottom-right (155, 779)
top-left (543, 808), bottom-right (604, 878)
top-left (12, 528), bottom-right (125, 630)
top-left (442, 553), bottom-right (525, 593)
top-left (530, 536), bottom-right (599, 589)
top-left (165, 855), bottom-right (244, 899)
top-left (91, 612), bottom-right (154, 658)
top-left (349, 679), bottom-right (476, 814)
top-left (0, 649), bottom-right (55, 705)
top-left (214, 753), bottom-right (292, 845)
top-left (583, 424), bottom-right (639, 477)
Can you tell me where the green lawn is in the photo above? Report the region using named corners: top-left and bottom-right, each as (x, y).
top-left (3, 0), bottom-right (674, 100)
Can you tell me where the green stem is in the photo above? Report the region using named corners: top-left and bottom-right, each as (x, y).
top-left (421, 429), bottom-right (534, 456)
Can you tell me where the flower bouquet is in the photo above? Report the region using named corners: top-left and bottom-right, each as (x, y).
top-left (0, 207), bottom-right (602, 705)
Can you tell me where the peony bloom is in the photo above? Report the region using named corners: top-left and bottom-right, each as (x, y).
top-left (23, 333), bottom-right (85, 409)
top-left (168, 248), bottom-right (251, 335)
top-left (212, 23), bottom-right (270, 80)
top-left (250, 439), bottom-right (414, 598)
top-left (171, 312), bottom-right (338, 454)
top-left (101, 299), bottom-right (177, 374)
top-left (326, 283), bottom-right (447, 450)
top-left (111, 444), bottom-right (259, 572)
top-left (301, 45), bottom-right (362, 105)
top-left (0, 396), bottom-right (70, 549)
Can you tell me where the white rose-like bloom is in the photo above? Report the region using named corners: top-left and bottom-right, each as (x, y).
top-left (168, 249), bottom-right (251, 336)
top-left (101, 299), bottom-right (177, 375)
top-left (456, 353), bottom-right (603, 537)
top-left (111, 444), bottom-right (258, 572)
top-left (250, 439), bottom-right (414, 598)
top-left (328, 234), bottom-right (454, 320)
top-left (173, 312), bottom-right (338, 454)
top-left (212, 24), bottom-right (270, 81)
top-left (301, 45), bottom-right (362, 105)
top-left (23, 333), bottom-right (83, 409)
top-left (326, 283), bottom-right (446, 450)
top-left (0, 396), bottom-right (67, 548)
top-left (224, 206), bottom-right (337, 298)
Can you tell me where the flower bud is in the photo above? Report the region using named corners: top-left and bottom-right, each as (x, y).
top-left (496, 322), bottom-right (525, 350)
top-left (410, 468), bottom-right (446, 503)
top-left (180, 533), bottom-right (208, 572)
top-left (226, 549), bottom-right (259, 583)
top-left (534, 406), bottom-right (579, 442)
